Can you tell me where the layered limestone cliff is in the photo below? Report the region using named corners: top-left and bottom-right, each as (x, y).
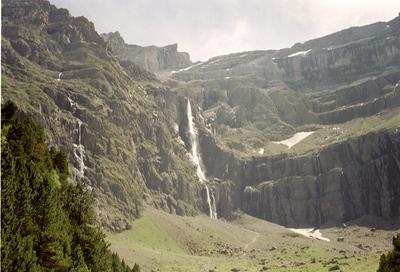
top-left (102, 31), bottom-right (192, 73)
top-left (273, 16), bottom-right (400, 90)
top-left (199, 130), bottom-right (400, 227)
top-left (172, 15), bottom-right (400, 227)
top-left (3, 0), bottom-right (400, 230)
top-left (311, 71), bottom-right (400, 124)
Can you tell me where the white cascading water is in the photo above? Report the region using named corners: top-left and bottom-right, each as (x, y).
top-left (57, 72), bottom-right (62, 81)
top-left (187, 99), bottom-right (217, 219)
top-left (73, 119), bottom-right (86, 178)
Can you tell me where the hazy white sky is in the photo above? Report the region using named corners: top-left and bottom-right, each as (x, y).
top-left (50, 0), bottom-right (400, 61)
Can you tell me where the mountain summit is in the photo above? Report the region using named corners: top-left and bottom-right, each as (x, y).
top-left (102, 31), bottom-right (192, 73)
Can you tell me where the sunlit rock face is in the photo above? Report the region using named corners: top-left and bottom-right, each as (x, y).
top-left (2, 0), bottom-right (203, 231)
top-left (3, 0), bottom-right (400, 230)
top-left (273, 17), bottom-right (400, 91)
top-left (200, 130), bottom-right (400, 227)
top-left (102, 31), bottom-right (192, 72)
top-left (171, 14), bottom-right (400, 227)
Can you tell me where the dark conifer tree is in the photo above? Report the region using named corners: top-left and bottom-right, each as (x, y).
top-left (1, 101), bottom-right (140, 271)
top-left (378, 234), bottom-right (400, 272)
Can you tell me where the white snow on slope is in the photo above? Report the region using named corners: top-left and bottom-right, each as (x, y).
top-left (171, 62), bottom-right (203, 74)
top-left (287, 49), bottom-right (312, 58)
top-left (288, 228), bottom-right (330, 242)
top-left (273, 131), bottom-right (314, 149)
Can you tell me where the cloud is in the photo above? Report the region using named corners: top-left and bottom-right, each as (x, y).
top-left (50, 0), bottom-right (400, 61)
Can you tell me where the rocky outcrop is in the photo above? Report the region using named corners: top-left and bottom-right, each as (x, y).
top-left (293, 21), bottom-right (392, 52)
top-left (169, 15), bottom-right (400, 227)
top-left (2, 0), bottom-right (105, 70)
top-left (169, 16), bottom-right (400, 160)
top-left (2, 0), bottom-right (204, 231)
top-left (200, 130), bottom-right (400, 227)
top-left (3, 0), bottom-right (400, 230)
top-left (311, 71), bottom-right (400, 124)
top-left (102, 31), bottom-right (192, 72)
top-left (273, 16), bottom-right (400, 90)
top-left (172, 50), bottom-right (281, 82)
top-left (243, 131), bottom-right (400, 226)
top-left (209, 178), bottom-right (236, 219)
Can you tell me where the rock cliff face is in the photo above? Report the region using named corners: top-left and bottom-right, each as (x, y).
top-left (3, 0), bottom-right (400, 230)
top-left (273, 16), bottom-right (400, 90)
top-left (200, 130), bottom-right (400, 227)
top-left (102, 31), bottom-right (192, 73)
top-left (312, 71), bottom-right (400, 125)
top-left (2, 0), bottom-right (203, 231)
top-left (169, 15), bottom-right (400, 227)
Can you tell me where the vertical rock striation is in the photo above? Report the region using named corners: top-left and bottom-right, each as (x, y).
top-left (200, 130), bottom-right (400, 227)
top-left (102, 31), bottom-right (192, 73)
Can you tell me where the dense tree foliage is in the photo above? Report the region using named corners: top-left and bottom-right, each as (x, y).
top-left (377, 234), bottom-right (400, 272)
top-left (1, 101), bottom-right (140, 272)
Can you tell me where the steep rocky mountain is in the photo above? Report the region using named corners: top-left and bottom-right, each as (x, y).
top-left (168, 15), bottom-right (400, 227)
top-left (2, 0), bottom-right (399, 233)
top-left (102, 31), bottom-right (192, 73)
top-left (1, 0), bottom-right (205, 231)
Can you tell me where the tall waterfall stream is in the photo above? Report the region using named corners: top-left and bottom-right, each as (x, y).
top-left (187, 99), bottom-right (217, 219)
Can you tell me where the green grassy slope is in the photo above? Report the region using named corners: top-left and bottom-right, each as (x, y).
top-left (108, 208), bottom-right (398, 272)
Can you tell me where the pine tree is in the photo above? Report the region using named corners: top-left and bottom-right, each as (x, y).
top-left (1, 101), bottom-right (140, 272)
top-left (132, 263), bottom-right (141, 272)
top-left (377, 233), bottom-right (400, 272)
top-left (70, 245), bottom-right (90, 272)
top-left (1, 101), bottom-right (41, 271)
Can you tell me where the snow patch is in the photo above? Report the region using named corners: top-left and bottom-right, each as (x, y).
top-left (287, 49), bottom-right (312, 58)
top-left (200, 58), bottom-right (222, 69)
top-left (325, 36), bottom-right (375, 51)
top-left (209, 59), bottom-right (221, 65)
top-left (225, 76), bottom-right (231, 80)
top-left (273, 131), bottom-right (314, 149)
top-left (288, 228), bottom-right (330, 242)
top-left (171, 62), bottom-right (202, 74)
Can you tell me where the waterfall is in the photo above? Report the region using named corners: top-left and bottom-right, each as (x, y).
top-left (73, 119), bottom-right (86, 178)
top-left (186, 99), bottom-right (217, 219)
top-left (57, 72), bottom-right (62, 81)
top-left (205, 186), bottom-right (214, 219)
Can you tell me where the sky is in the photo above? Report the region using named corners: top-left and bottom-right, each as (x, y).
top-left (50, 0), bottom-right (400, 61)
